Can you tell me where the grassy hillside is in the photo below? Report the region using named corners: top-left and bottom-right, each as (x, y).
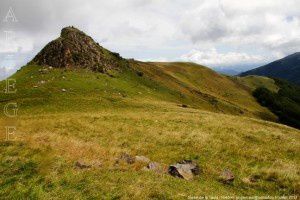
top-left (0, 62), bottom-right (275, 119)
top-left (0, 63), bottom-right (299, 198)
top-left (233, 75), bottom-right (279, 93)
top-left (132, 62), bottom-right (276, 120)
top-left (1, 106), bottom-right (300, 199)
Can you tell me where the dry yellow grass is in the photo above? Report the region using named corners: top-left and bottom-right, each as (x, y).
top-left (0, 63), bottom-right (299, 198)
top-left (1, 102), bottom-right (299, 198)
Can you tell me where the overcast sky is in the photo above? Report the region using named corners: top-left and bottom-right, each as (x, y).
top-left (0, 0), bottom-right (299, 79)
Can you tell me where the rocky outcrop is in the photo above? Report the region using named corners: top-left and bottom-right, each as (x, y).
top-left (31, 26), bottom-right (127, 73)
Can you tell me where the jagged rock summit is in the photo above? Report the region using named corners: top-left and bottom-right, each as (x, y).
top-left (31, 26), bottom-right (126, 72)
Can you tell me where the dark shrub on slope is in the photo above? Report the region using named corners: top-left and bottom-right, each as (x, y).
top-left (253, 79), bottom-right (300, 129)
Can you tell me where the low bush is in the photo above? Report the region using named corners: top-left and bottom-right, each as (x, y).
top-left (253, 79), bottom-right (300, 129)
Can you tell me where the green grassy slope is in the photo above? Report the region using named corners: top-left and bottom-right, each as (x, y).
top-left (0, 63), bottom-right (299, 198)
top-left (132, 62), bottom-right (276, 120)
top-left (0, 62), bottom-right (275, 119)
top-left (0, 65), bottom-right (179, 114)
top-left (233, 75), bottom-right (279, 93)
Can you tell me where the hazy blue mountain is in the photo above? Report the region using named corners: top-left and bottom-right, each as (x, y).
top-left (240, 52), bottom-right (300, 85)
top-left (214, 68), bottom-right (240, 76)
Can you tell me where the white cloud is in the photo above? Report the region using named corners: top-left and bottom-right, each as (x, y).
top-left (0, 0), bottom-right (299, 77)
top-left (181, 48), bottom-right (264, 67)
top-left (180, 0), bottom-right (300, 55)
top-left (140, 57), bottom-right (169, 62)
top-left (0, 35), bottom-right (33, 54)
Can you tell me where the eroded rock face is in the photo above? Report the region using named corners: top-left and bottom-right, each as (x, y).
top-left (31, 26), bottom-right (127, 73)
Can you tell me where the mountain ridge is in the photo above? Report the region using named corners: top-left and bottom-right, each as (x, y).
top-left (240, 52), bottom-right (300, 85)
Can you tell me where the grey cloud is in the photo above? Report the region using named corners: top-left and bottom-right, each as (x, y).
top-left (0, 0), bottom-right (299, 76)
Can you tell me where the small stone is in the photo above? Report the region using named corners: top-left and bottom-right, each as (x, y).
top-left (144, 162), bottom-right (165, 174)
top-left (135, 156), bottom-right (151, 163)
top-left (62, 89), bottom-right (67, 92)
top-left (33, 85), bottom-right (38, 88)
top-left (242, 176), bottom-right (258, 185)
top-left (91, 161), bottom-right (102, 168)
top-left (75, 160), bottom-right (101, 169)
top-left (136, 71), bottom-right (143, 77)
top-left (75, 161), bottom-right (92, 169)
top-left (116, 153), bottom-right (135, 164)
top-left (168, 160), bottom-right (200, 180)
top-left (39, 68), bottom-right (48, 74)
top-left (219, 169), bottom-right (235, 184)
top-left (40, 80), bottom-right (46, 84)
top-left (180, 104), bottom-right (188, 108)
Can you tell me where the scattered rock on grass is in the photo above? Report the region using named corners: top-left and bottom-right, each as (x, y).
top-left (91, 161), bottom-right (102, 168)
top-left (143, 162), bottom-right (166, 174)
top-left (62, 89), bottom-right (67, 92)
top-left (75, 161), bottom-right (92, 169)
top-left (75, 160), bottom-right (102, 169)
top-left (38, 68), bottom-right (48, 74)
top-left (168, 160), bottom-right (200, 180)
top-left (135, 156), bottom-right (151, 163)
top-left (136, 71), bottom-right (143, 77)
top-left (242, 175), bottom-right (259, 185)
top-left (219, 169), bottom-right (235, 184)
top-left (116, 153), bottom-right (135, 165)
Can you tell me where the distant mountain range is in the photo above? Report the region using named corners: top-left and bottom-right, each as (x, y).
top-left (213, 68), bottom-right (240, 76)
top-left (240, 52), bottom-right (300, 85)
